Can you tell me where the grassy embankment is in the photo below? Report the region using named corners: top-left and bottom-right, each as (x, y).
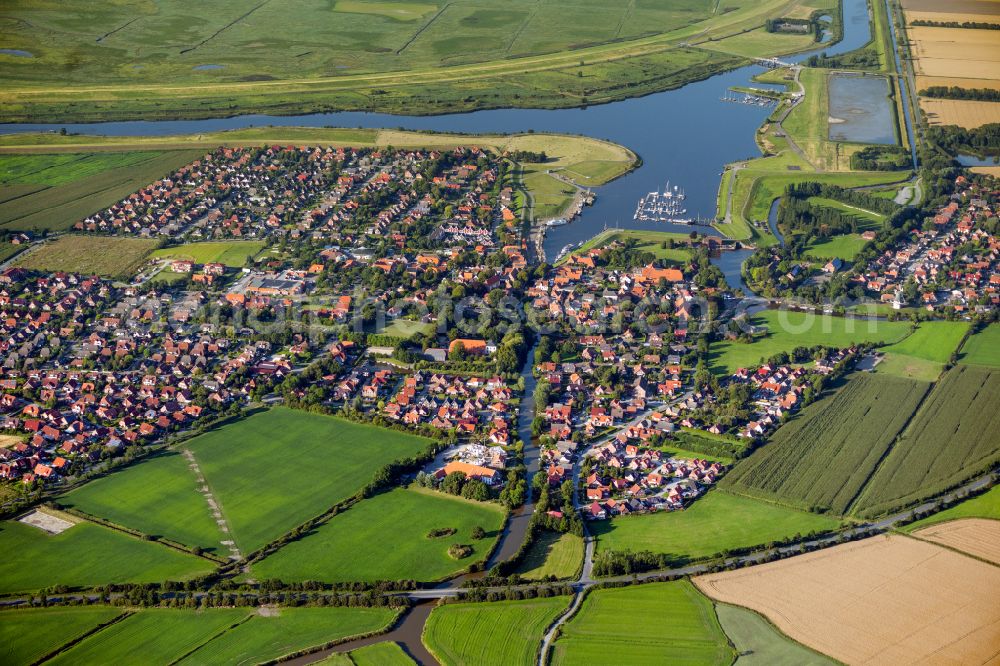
top-left (1, 0), bottom-right (839, 122)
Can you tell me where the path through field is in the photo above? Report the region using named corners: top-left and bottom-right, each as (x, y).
top-left (182, 449), bottom-right (241, 560)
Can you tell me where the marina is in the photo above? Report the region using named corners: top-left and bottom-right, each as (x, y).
top-left (634, 182), bottom-right (690, 222)
top-left (720, 92), bottom-right (779, 107)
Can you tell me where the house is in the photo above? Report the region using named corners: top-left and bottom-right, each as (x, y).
top-left (435, 461), bottom-right (501, 486)
top-left (449, 338), bottom-right (489, 357)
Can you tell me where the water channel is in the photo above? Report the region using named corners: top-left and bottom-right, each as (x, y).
top-left (0, 2), bottom-right (879, 662)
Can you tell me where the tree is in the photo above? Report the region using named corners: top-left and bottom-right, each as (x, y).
top-left (442, 471), bottom-right (466, 495)
top-left (461, 479), bottom-right (491, 502)
top-left (471, 525), bottom-right (486, 540)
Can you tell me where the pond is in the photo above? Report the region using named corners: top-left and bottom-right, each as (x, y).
top-left (0, 49), bottom-right (33, 58)
top-left (828, 73), bottom-right (896, 145)
top-left (193, 64), bottom-right (225, 70)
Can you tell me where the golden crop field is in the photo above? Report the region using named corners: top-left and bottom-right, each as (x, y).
top-left (916, 75), bottom-right (1000, 92)
top-left (971, 166), bottom-right (1000, 177)
top-left (921, 98), bottom-right (1000, 127)
top-left (695, 535), bottom-right (1000, 665)
top-left (914, 518), bottom-right (1000, 564)
top-left (901, 0), bottom-right (1000, 16)
top-left (909, 27), bottom-right (1000, 79)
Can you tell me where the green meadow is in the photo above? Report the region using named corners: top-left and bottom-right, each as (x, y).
top-left (423, 597), bottom-right (570, 666)
top-left (903, 485), bottom-right (1000, 532)
top-left (591, 491), bottom-right (839, 562)
top-left (0, 520), bottom-right (213, 594)
top-left (714, 603), bottom-right (836, 665)
top-left (0, 607), bottom-right (124, 665)
top-left (253, 487), bottom-right (505, 583)
top-left (551, 581), bottom-right (734, 665)
top-left (959, 324), bottom-right (1000, 368)
top-left (150, 241), bottom-right (266, 267)
top-left (514, 531), bottom-right (584, 581)
top-left (348, 642), bottom-right (416, 666)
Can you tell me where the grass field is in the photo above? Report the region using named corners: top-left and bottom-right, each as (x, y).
top-left (806, 196), bottom-right (885, 227)
top-left (14, 235), bottom-right (158, 277)
top-left (853, 365), bottom-right (1000, 517)
top-left (0, 0), bottom-right (827, 122)
top-left (0, 152), bottom-right (165, 186)
top-left (564, 229), bottom-right (696, 266)
top-left (348, 642), bottom-right (416, 666)
top-left (722, 373), bottom-right (931, 515)
top-left (802, 233), bottom-right (869, 260)
top-left (0, 607), bottom-right (124, 666)
top-left (551, 581), bottom-right (734, 665)
top-left (715, 603), bottom-right (836, 665)
top-left (959, 324), bottom-right (1000, 367)
top-left (874, 352), bottom-right (943, 382)
top-left (179, 607), bottom-right (399, 665)
top-left (708, 310), bottom-right (910, 374)
top-left (181, 408), bottom-right (433, 553)
top-left (880, 321), bottom-right (968, 363)
top-left (0, 151), bottom-right (202, 231)
top-left (47, 608), bottom-right (248, 666)
top-left (423, 597), bottom-right (569, 666)
top-left (514, 531), bottom-right (583, 581)
top-left (381, 319), bottom-right (436, 338)
top-left (150, 241), bottom-right (265, 267)
top-left (695, 535), bottom-right (1000, 666)
top-left (0, 520), bottom-right (213, 594)
top-left (591, 490), bottom-right (840, 562)
top-left (904, 485), bottom-right (1000, 532)
top-left (253, 487), bottom-right (505, 583)
top-left (60, 451), bottom-right (225, 554)
top-left (0, 243), bottom-right (22, 263)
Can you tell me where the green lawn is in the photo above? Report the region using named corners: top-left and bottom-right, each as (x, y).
top-left (179, 607), bottom-right (399, 665)
top-left (514, 531), bottom-right (583, 581)
top-left (381, 319), bottom-right (436, 338)
top-left (715, 603), bottom-right (836, 665)
top-left (0, 607), bottom-right (124, 665)
top-left (903, 485), bottom-right (1000, 532)
top-left (875, 352), bottom-right (944, 382)
top-left (591, 491), bottom-right (840, 562)
top-left (183, 408), bottom-right (433, 553)
top-left (14, 235), bottom-right (158, 278)
top-left (253, 487), bottom-right (505, 583)
top-left (150, 241), bottom-right (266, 267)
top-left (349, 642), bottom-right (416, 666)
top-left (959, 324), bottom-right (1000, 367)
top-left (551, 581), bottom-right (734, 665)
top-left (48, 609), bottom-right (248, 666)
top-left (0, 520), bottom-right (213, 594)
top-left (709, 310), bottom-right (910, 374)
top-left (802, 233), bottom-right (869, 261)
top-left (61, 451), bottom-right (224, 553)
top-left (423, 597), bottom-right (570, 666)
top-left (881, 321), bottom-right (969, 363)
top-left (0, 152), bottom-right (164, 186)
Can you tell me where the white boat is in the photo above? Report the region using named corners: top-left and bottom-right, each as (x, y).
top-left (545, 218), bottom-right (569, 227)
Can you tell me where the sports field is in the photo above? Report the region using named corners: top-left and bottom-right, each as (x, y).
top-left (514, 531), bottom-right (584, 581)
top-left (695, 535), bottom-right (1000, 665)
top-left (150, 241), bottom-right (266, 267)
top-left (591, 491), bottom-right (840, 562)
top-left (708, 310), bottom-right (910, 374)
top-left (714, 603), bottom-right (836, 665)
top-left (61, 451), bottom-right (224, 553)
top-left (180, 408), bottom-right (434, 552)
top-left (959, 323), bottom-right (1000, 367)
top-left (853, 365), bottom-right (1000, 517)
top-left (0, 150), bottom-right (202, 231)
top-left (722, 373), bottom-right (931, 515)
top-left (0, 606), bottom-right (123, 666)
top-left (14, 235), bottom-right (158, 278)
top-left (551, 581), bottom-right (734, 665)
top-left (423, 597), bottom-right (569, 666)
top-left (253, 487), bottom-right (505, 583)
top-left (0, 519), bottom-right (213, 594)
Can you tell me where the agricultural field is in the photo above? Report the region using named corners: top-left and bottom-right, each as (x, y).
top-left (873, 352), bottom-right (943, 382)
top-left (551, 581), bottom-right (734, 665)
top-left (60, 451), bottom-right (225, 554)
top-left (695, 535), bottom-right (1000, 665)
top-left (0, 0), bottom-right (829, 121)
top-left (0, 152), bottom-right (165, 186)
top-left (0, 519), bottom-right (213, 594)
top-left (853, 365), bottom-right (1000, 517)
top-left (0, 607), bottom-right (123, 666)
top-left (0, 151), bottom-right (202, 231)
top-left (921, 98), bottom-right (1000, 128)
top-left (13, 235), bottom-right (158, 278)
top-left (714, 603), bottom-right (837, 665)
top-left (878, 320), bottom-right (969, 363)
top-left (722, 373), bottom-right (931, 515)
top-left (348, 641), bottom-right (416, 666)
top-left (423, 597), bottom-right (570, 666)
top-left (904, 485), bottom-right (1000, 531)
top-left (150, 241), bottom-right (266, 267)
top-left (180, 408), bottom-right (434, 552)
top-left (591, 490), bottom-right (840, 562)
top-left (708, 310), bottom-right (910, 374)
top-left (513, 531), bottom-right (584, 581)
top-left (959, 323), bottom-right (1000, 367)
top-left (912, 518), bottom-right (1000, 565)
top-left (177, 607), bottom-right (400, 665)
top-left (252, 487), bottom-right (505, 583)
